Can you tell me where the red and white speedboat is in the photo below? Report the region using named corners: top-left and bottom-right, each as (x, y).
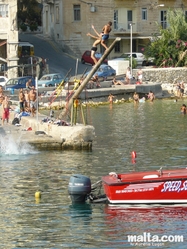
top-left (102, 168), bottom-right (187, 204)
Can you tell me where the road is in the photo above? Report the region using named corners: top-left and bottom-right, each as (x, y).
top-left (19, 33), bottom-right (91, 78)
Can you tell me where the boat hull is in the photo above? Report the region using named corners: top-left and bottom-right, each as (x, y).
top-left (102, 169), bottom-right (187, 204)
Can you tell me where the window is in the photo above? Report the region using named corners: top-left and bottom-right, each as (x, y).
top-left (127, 10), bottom-right (132, 29)
top-left (114, 10), bottom-right (118, 30)
top-left (56, 6), bottom-right (59, 23)
top-left (114, 41), bottom-right (121, 53)
top-left (0, 4), bottom-right (8, 17)
top-left (74, 4), bottom-right (81, 21)
top-left (142, 8), bottom-right (147, 20)
top-left (160, 10), bottom-right (167, 29)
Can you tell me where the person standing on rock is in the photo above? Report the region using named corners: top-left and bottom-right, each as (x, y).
top-left (2, 95), bottom-right (10, 125)
top-left (0, 85), bottom-right (4, 121)
top-left (137, 68), bottom-right (143, 84)
top-left (24, 89), bottom-right (30, 112)
top-left (26, 78), bottom-right (32, 90)
top-left (28, 85), bottom-right (37, 117)
top-left (19, 88), bottom-right (25, 112)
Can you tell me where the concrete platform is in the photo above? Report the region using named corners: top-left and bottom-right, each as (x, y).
top-left (0, 111), bottom-right (95, 151)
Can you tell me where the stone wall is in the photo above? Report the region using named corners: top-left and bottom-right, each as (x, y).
top-left (133, 67), bottom-right (187, 84)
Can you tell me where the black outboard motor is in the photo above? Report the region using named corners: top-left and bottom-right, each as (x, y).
top-left (68, 174), bottom-right (91, 203)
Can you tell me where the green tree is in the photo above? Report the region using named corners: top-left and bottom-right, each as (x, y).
top-left (18, 0), bottom-right (42, 26)
top-left (144, 9), bottom-right (187, 67)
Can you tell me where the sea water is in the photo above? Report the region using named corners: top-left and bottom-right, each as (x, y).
top-left (0, 99), bottom-right (187, 248)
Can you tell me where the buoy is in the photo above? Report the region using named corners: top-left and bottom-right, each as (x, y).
top-left (35, 191), bottom-right (41, 198)
top-left (131, 159), bottom-right (136, 164)
top-left (131, 151), bottom-right (137, 159)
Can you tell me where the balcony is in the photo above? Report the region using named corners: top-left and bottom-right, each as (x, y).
top-left (43, 0), bottom-right (54, 4)
top-left (113, 23), bottom-right (139, 35)
top-left (113, 22), bottom-right (165, 37)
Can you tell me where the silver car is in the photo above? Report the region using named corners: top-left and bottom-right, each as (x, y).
top-left (112, 52), bottom-right (145, 65)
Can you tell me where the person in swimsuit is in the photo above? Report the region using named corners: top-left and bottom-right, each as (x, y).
top-left (101, 21), bottom-right (112, 50)
top-left (137, 68), bottom-right (143, 84)
top-left (0, 85), bottom-right (4, 106)
top-left (28, 85), bottom-right (37, 117)
top-left (108, 93), bottom-right (115, 104)
top-left (19, 88), bottom-right (25, 112)
top-left (180, 81), bottom-right (185, 98)
top-left (112, 77), bottom-right (124, 85)
top-left (148, 91), bottom-right (155, 102)
top-left (125, 67), bottom-right (131, 84)
top-left (87, 25), bottom-right (103, 65)
top-left (24, 89), bottom-right (30, 112)
top-left (133, 92), bottom-right (139, 104)
top-left (2, 95), bottom-right (10, 125)
top-left (181, 104), bottom-right (187, 114)
top-left (26, 78), bottom-right (32, 90)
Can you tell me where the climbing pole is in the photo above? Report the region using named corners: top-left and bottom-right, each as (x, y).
top-left (58, 37), bottom-right (121, 122)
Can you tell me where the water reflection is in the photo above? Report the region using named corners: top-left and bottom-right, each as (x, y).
top-left (69, 203), bottom-right (92, 221)
top-left (104, 205), bottom-right (187, 248)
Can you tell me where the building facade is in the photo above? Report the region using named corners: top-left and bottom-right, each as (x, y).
top-left (42, 0), bottom-right (187, 59)
top-left (0, 0), bottom-right (19, 78)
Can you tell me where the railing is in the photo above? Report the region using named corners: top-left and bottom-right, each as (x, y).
top-left (113, 23), bottom-right (138, 34)
top-left (113, 22), bottom-right (165, 36)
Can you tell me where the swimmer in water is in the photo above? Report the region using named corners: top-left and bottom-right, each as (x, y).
top-left (181, 104), bottom-right (187, 114)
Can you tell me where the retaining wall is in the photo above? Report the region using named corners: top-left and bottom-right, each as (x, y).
top-left (133, 67), bottom-right (187, 84)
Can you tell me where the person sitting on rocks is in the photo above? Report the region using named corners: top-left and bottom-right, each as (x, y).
top-left (88, 74), bottom-right (101, 88)
top-left (112, 77), bottom-right (124, 85)
top-left (91, 74), bottom-right (101, 88)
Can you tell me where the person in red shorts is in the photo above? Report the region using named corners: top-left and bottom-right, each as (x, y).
top-left (2, 95), bottom-right (10, 125)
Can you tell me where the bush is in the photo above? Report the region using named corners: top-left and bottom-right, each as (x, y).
top-left (20, 23), bottom-right (27, 32)
top-left (30, 23), bottom-right (38, 31)
top-left (129, 57), bottom-right (137, 69)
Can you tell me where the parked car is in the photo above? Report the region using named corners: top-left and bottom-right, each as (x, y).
top-left (112, 52), bottom-right (155, 66)
top-left (38, 73), bottom-right (66, 87)
top-left (5, 76), bottom-right (35, 90)
top-left (81, 50), bottom-right (108, 65)
top-left (112, 52), bottom-right (145, 65)
top-left (0, 76), bottom-right (8, 87)
top-left (85, 64), bottom-right (116, 78)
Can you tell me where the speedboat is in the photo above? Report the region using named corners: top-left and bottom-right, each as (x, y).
top-left (68, 167), bottom-right (187, 205)
top-left (102, 168), bottom-right (187, 205)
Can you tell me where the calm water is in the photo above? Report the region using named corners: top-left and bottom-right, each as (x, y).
top-left (1, 99), bottom-right (187, 248)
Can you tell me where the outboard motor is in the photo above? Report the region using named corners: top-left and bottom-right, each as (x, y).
top-left (68, 174), bottom-right (91, 203)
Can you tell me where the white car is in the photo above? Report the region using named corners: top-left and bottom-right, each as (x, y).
top-left (112, 52), bottom-right (155, 66)
top-left (112, 52), bottom-right (145, 65)
top-left (0, 76), bottom-right (8, 87)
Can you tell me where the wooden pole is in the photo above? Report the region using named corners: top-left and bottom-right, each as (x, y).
top-left (59, 37), bottom-right (121, 120)
top-left (80, 101), bottom-right (86, 125)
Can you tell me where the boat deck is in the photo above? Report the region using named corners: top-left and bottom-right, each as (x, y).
top-left (102, 168), bottom-right (187, 185)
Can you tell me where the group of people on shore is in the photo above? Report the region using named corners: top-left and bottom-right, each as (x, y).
top-left (125, 67), bottom-right (143, 85)
top-left (112, 68), bottom-right (143, 86)
top-left (18, 83), bottom-right (37, 117)
top-left (0, 79), bottom-right (37, 126)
